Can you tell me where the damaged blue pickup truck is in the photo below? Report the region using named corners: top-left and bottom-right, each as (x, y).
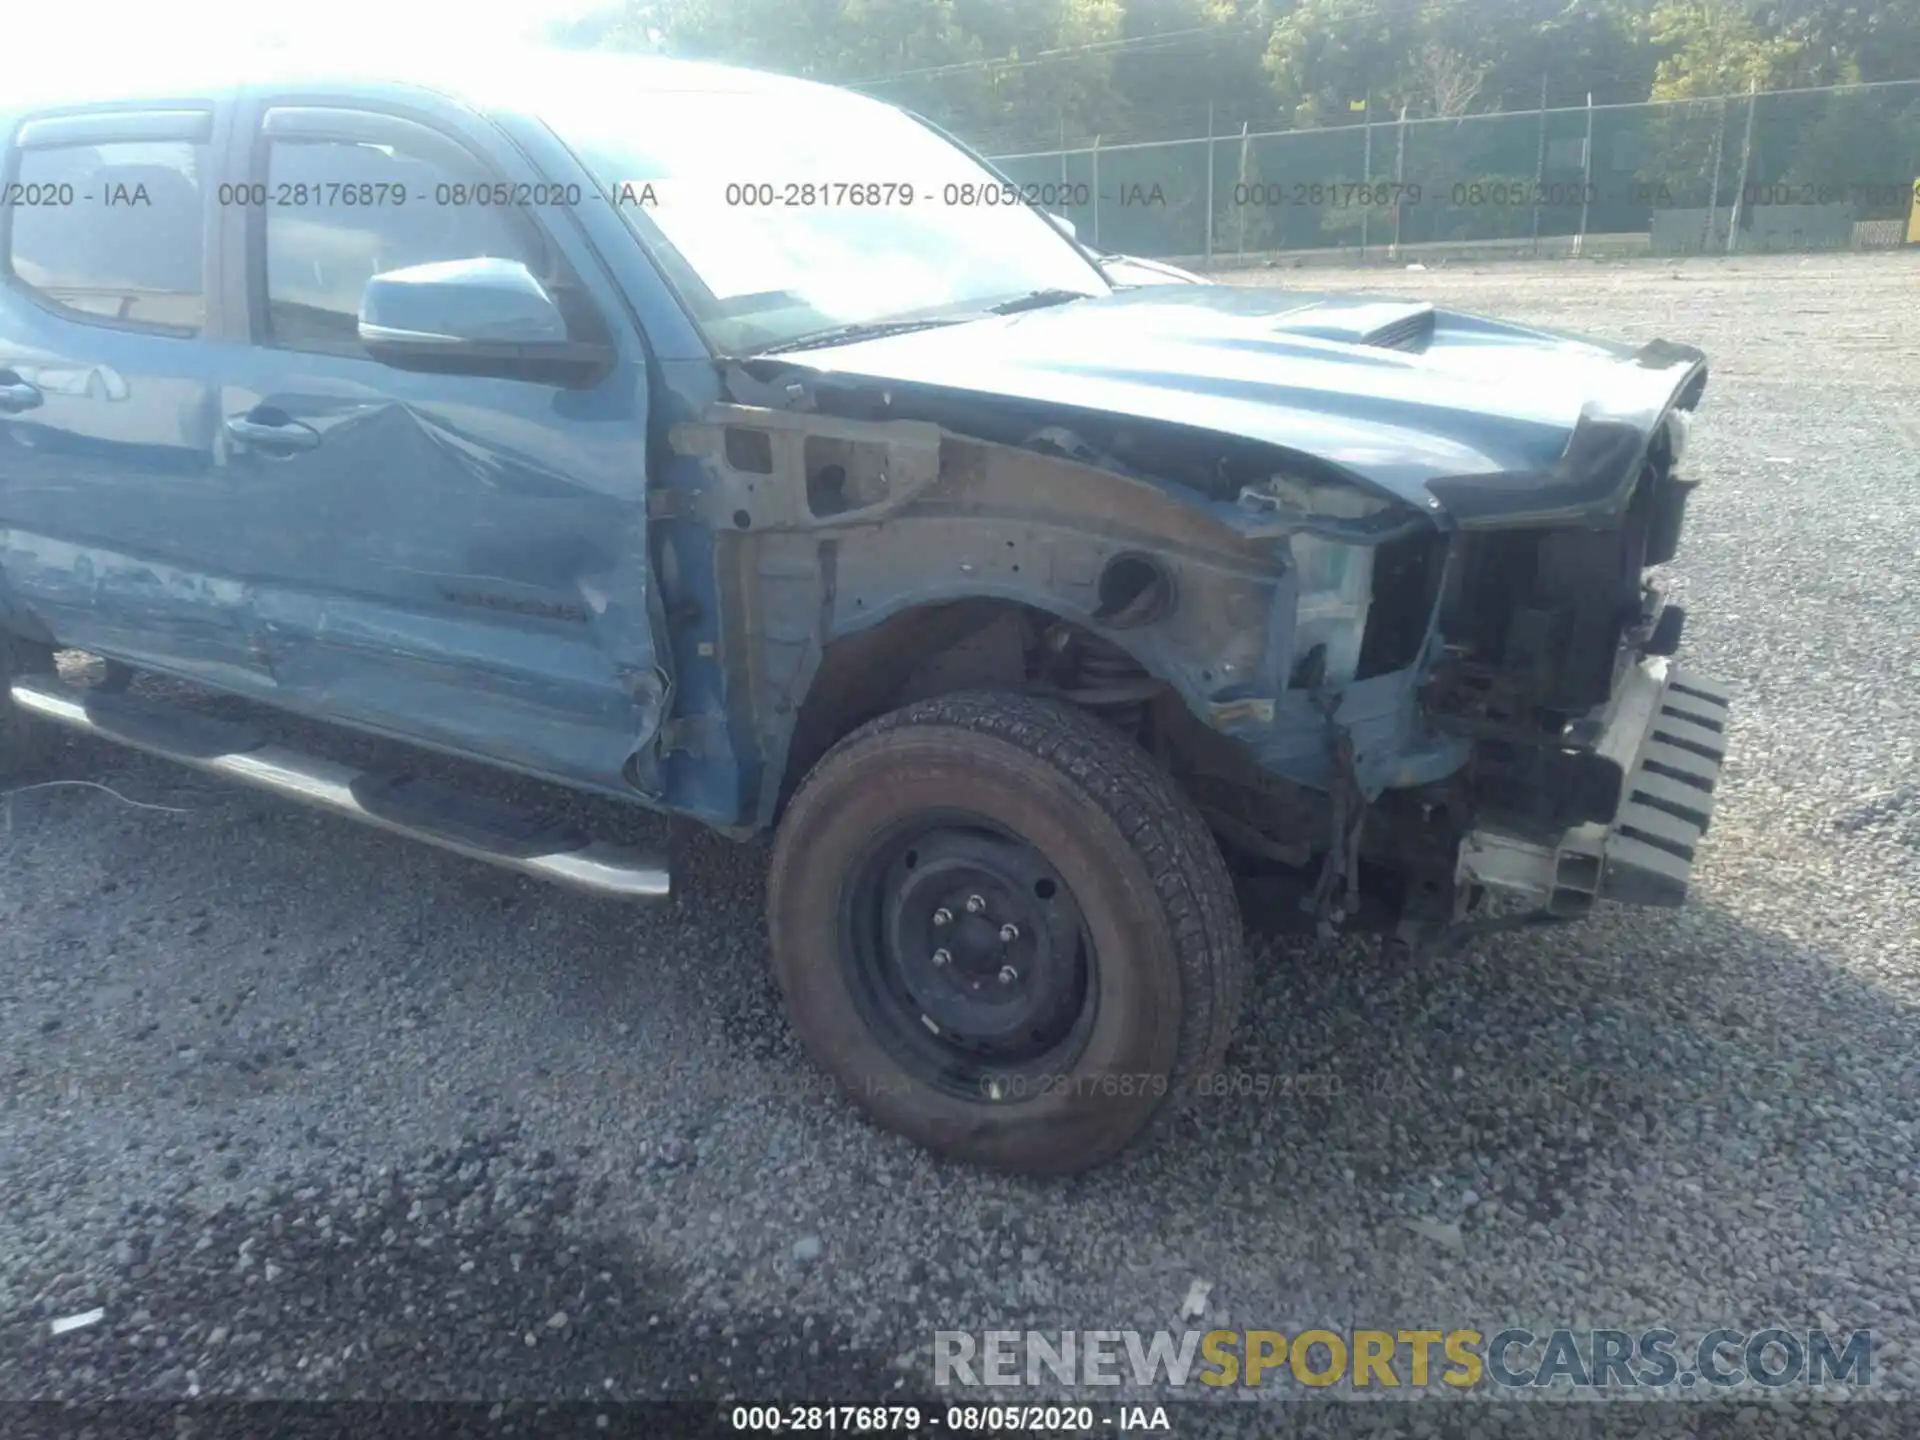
top-left (0, 51), bottom-right (1729, 1173)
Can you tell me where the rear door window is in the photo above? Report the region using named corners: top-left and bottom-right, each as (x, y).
top-left (6, 139), bottom-right (207, 333)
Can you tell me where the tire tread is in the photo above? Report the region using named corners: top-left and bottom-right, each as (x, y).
top-left (794, 691), bottom-right (1244, 1116)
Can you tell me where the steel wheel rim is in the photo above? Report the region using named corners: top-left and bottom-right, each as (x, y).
top-left (836, 809), bottom-right (1099, 1101)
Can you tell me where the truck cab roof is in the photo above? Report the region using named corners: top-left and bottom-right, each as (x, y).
top-left (3, 46), bottom-right (842, 122)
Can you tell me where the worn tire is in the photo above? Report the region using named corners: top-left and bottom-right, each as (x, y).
top-left (767, 691), bottom-right (1243, 1175)
top-left (0, 638), bottom-right (59, 780)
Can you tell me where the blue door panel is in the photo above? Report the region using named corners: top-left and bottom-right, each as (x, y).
top-left (0, 319), bottom-right (253, 682)
top-left (215, 88), bottom-right (668, 790)
top-left (1, 84), bottom-right (677, 799)
top-left (223, 356), bottom-right (662, 782)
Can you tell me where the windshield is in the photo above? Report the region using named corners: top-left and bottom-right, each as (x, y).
top-left (534, 70), bottom-right (1110, 354)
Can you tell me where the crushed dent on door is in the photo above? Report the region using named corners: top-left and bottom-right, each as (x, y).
top-left (664, 295), bottom-right (1723, 950)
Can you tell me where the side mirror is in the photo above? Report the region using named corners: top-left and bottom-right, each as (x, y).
top-left (1046, 212), bottom-right (1078, 241)
top-left (357, 257), bottom-right (611, 385)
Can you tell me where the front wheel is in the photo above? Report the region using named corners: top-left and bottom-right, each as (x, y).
top-left (767, 691), bottom-right (1243, 1175)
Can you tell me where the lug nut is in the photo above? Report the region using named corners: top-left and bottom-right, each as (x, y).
top-left (965, 894), bottom-right (986, 915)
top-left (997, 965), bottom-right (1018, 985)
top-left (932, 948), bottom-right (951, 967)
top-left (931, 907), bottom-right (952, 927)
top-left (998, 923), bottom-right (1020, 943)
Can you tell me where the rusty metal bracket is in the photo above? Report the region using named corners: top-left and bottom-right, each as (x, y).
top-left (657, 712), bottom-right (727, 758)
top-left (1307, 686), bottom-right (1367, 932)
top-left (647, 489), bottom-right (696, 522)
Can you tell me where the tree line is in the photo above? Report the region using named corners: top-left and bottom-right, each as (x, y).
top-left (550, 0), bottom-right (1920, 149)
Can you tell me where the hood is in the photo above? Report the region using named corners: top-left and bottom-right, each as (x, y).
top-left (1090, 250), bottom-right (1211, 287)
top-left (766, 285), bottom-right (1707, 527)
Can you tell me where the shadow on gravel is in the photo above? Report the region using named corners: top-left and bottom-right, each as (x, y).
top-left (1070, 890), bottom-right (1918, 1305)
top-left (0, 1128), bottom-right (905, 1406)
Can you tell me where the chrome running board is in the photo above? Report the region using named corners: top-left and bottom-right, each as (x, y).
top-left (9, 676), bottom-right (670, 900)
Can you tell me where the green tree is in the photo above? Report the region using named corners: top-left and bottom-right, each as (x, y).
top-left (1645, 0), bottom-right (1804, 98)
top-left (551, 0), bottom-right (1920, 173)
top-left (1779, 90), bottom-right (1920, 214)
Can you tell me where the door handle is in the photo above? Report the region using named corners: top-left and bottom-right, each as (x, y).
top-left (0, 381), bottom-right (43, 414)
top-left (225, 414), bottom-right (320, 453)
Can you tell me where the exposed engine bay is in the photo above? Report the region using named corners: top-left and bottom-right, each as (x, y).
top-left (667, 289), bottom-right (1724, 951)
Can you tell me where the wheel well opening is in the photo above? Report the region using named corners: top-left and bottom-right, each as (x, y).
top-left (773, 600), bottom-right (1168, 823)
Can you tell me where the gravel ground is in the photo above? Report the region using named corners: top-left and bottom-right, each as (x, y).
top-left (3, 251), bottom-right (1918, 1437)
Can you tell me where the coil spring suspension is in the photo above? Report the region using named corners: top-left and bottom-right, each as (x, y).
top-left (1072, 635), bottom-right (1153, 737)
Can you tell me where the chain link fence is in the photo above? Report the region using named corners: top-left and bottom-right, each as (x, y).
top-left (965, 79), bottom-right (1920, 264)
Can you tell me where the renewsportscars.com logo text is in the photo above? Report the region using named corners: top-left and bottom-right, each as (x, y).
top-left (934, 1328), bottom-right (1874, 1391)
